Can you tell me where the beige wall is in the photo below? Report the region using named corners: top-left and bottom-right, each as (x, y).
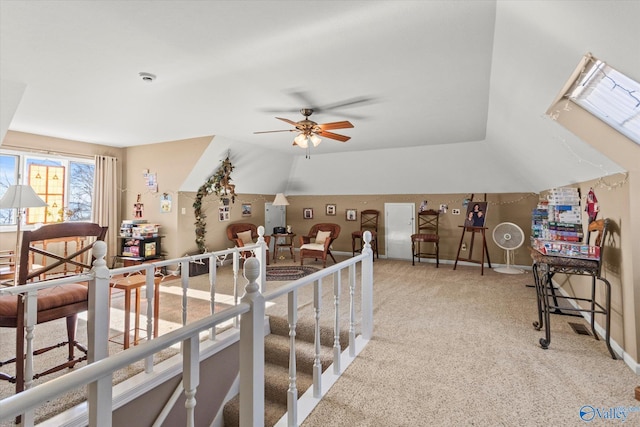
top-left (2, 130), bottom-right (639, 364)
top-left (122, 136), bottom-right (211, 262)
top-left (550, 99), bottom-right (640, 363)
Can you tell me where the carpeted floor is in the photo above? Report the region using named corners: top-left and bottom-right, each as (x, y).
top-left (2, 256), bottom-right (639, 426)
top-left (297, 259), bottom-right (639, 427)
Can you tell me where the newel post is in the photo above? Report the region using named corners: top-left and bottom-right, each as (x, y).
top-left (239, 257), bottom-right (265, 427)
top-left (255, 225), bottom-right (267, 292)
top-left (361, 231), bottom-right (374, 340)
top-left (87, 240), bottom-right (112, 427)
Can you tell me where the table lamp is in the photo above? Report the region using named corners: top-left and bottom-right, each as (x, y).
top-left (0, 184), bottom-right (48, 284)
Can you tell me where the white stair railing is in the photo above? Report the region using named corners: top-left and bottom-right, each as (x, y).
top-left (0, 228), bottom-right (374, 427)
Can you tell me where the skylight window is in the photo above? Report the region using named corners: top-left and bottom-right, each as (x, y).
top-left (567, 57), bottom-right (640, 145)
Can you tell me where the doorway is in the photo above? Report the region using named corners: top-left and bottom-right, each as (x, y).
top-left (265, 202), bottom-right (286, 252)
top-left (384, 203), bottom-right (415, 260)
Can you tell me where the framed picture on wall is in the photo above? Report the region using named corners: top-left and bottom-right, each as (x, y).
top-left (303, 208), bottom-right (314, 219)
top-left (219, 206), bottom-right (230, 222)
top-left (242, 203), bottom-right (252, 217)
top-left (346, 209), bottom-right (357, 221)
top-left (326, 204), bottom-right (336, 216)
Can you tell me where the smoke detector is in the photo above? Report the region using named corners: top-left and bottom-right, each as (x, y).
top-left (139, 72), bottom-right (156, 82)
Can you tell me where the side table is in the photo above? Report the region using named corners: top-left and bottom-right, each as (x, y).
top-left (109, 274), bottom-right (161, 349)
top-left (272, 233), bottom-right (296, 263)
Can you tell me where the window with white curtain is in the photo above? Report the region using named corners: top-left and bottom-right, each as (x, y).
top-left (0, 151), bottom-right (95, 226)
top-left (568, 57), bottom-right (640, 145)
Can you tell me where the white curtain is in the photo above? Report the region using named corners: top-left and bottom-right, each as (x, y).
top-left (92, 155), bottom-right (119, 262)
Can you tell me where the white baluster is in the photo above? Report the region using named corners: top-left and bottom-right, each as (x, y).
top-left (144, 271), bottom-right (154, 372)
top-left (313, 279), bottom-right (322, 398)
top-left (287, 289), bottom-right (298, 427)
top-left (349, 264), bottom-right (356, 357)
top-left (209, 254), bottom-right (217, 340)
top-left (361, 231), bottom-right (374, 340)
top-left (333, 271), bottom-right (341, 374)
top-left (183, 336), bottom-right (200, 427)
top-left (233, 250), bottom-right (239, 328)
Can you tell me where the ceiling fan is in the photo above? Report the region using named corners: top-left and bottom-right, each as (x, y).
top-left (254, 108), bottom-right (354, 150)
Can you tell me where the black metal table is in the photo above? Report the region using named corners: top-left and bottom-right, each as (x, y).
top-left (530, 247), bottom-right (616, 359)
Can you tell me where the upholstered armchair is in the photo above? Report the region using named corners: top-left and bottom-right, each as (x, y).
top-left (299, 223), bottom-right (341, 268)
top-left (226, 223), bottom-right (270, 265)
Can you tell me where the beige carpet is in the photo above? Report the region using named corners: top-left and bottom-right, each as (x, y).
top-left (297, 259), bottom-right (639, 427)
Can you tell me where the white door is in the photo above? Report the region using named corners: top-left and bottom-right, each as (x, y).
top-left (265, 203), bottom-right (286, 251)
top-left (384, 203), bottom-right (415, 260)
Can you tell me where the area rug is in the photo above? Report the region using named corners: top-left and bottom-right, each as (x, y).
top-left (266, 265), bottom-right (318, 281)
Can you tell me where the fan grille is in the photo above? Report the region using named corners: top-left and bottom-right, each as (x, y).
top-left (493, 222), bottom-right (525, 250)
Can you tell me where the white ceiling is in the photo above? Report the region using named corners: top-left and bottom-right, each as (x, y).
top-left (1, 1), bottom-right (636, 194)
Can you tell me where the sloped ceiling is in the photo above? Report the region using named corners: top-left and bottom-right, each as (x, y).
top-left (1, 1), bottom-right (636, 195)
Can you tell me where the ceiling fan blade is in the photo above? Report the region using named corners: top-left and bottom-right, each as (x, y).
top-left (276, 117), bottom-right (298, 126)
top-left (318, 120), bottom-right (354, 131)
top-left (316, 130), bottom-right (351, 142)
top-left (254, 129), bottom-right (296, 134)
top-left (317, 96), bottom-right (375, 111)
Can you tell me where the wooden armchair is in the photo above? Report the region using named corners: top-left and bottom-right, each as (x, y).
top-left (299, 223), bottom-right (341, 268)
top-left (0, 222), bottom-right (108, 396)
top-left (226, 223), bottom-right (271, 265)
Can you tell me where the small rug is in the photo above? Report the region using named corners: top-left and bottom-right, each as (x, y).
top-left (266, 266), bottom-right (319, 281)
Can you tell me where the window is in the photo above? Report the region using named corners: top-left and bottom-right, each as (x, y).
top-left (567, 56), bottom-right (640, 145)
top-left (0, 151), bottom-right (95, 226)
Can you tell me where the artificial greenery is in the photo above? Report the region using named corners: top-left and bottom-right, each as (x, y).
top-left (193, 156), bottom-right (236, 253)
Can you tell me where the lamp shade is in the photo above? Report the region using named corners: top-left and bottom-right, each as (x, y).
top-left (0, 185), bottom-right (48, 209)
top-left (272, 193), bottom-right (289, 206)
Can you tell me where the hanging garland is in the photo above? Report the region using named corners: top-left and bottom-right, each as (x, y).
top-left (193, 155), bottom-right (237, 253)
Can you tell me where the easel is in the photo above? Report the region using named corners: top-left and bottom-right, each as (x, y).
top-left (453, 194), bottom-right (492, 275)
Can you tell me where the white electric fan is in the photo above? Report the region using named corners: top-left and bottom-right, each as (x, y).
top-left (492, 222), bottom-right (525, 274)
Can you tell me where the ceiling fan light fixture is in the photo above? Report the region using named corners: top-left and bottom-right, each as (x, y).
top-left (310, 134), bottom-right (321, 147)
top-left (294, 133), bottom-right (308, 148)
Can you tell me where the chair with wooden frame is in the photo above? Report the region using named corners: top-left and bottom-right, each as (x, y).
top-left (299, 223), bottom-right (341, 268)
top-left (0, 222), bottom-right (108, 396)
top-left (226, 223), bottom-right (271, 265)
top-left (351, 209), bottom-right (379, 260)
top-left (411, 209), bottom-right (440, 267)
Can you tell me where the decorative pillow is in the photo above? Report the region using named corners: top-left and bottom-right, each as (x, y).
top-left (315, 230), bottom-right (332, 245)
top-left (237, 230), bottom-right (254, 245)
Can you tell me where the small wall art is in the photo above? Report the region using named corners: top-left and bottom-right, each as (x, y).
top-left (326, 204), bottom-right (336, 216)
top-left (346, 209), bottom-right (357, 221)
top-left (219, 206), bottom-right (230, 222)
top-left (303, 208), bottom-right (314, 219)
top-left (242, 203), bottom-right (252, 217)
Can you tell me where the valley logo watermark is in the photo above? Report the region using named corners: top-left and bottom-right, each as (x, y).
top-left (579, 405), bottom-right (640, 422)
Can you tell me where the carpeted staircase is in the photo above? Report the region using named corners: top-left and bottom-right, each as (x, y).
top-left (223, 315), bottom-right (349, 426)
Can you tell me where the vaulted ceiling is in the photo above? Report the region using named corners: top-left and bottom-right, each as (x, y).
top-left (1, 1), bottom-right (636, 195)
